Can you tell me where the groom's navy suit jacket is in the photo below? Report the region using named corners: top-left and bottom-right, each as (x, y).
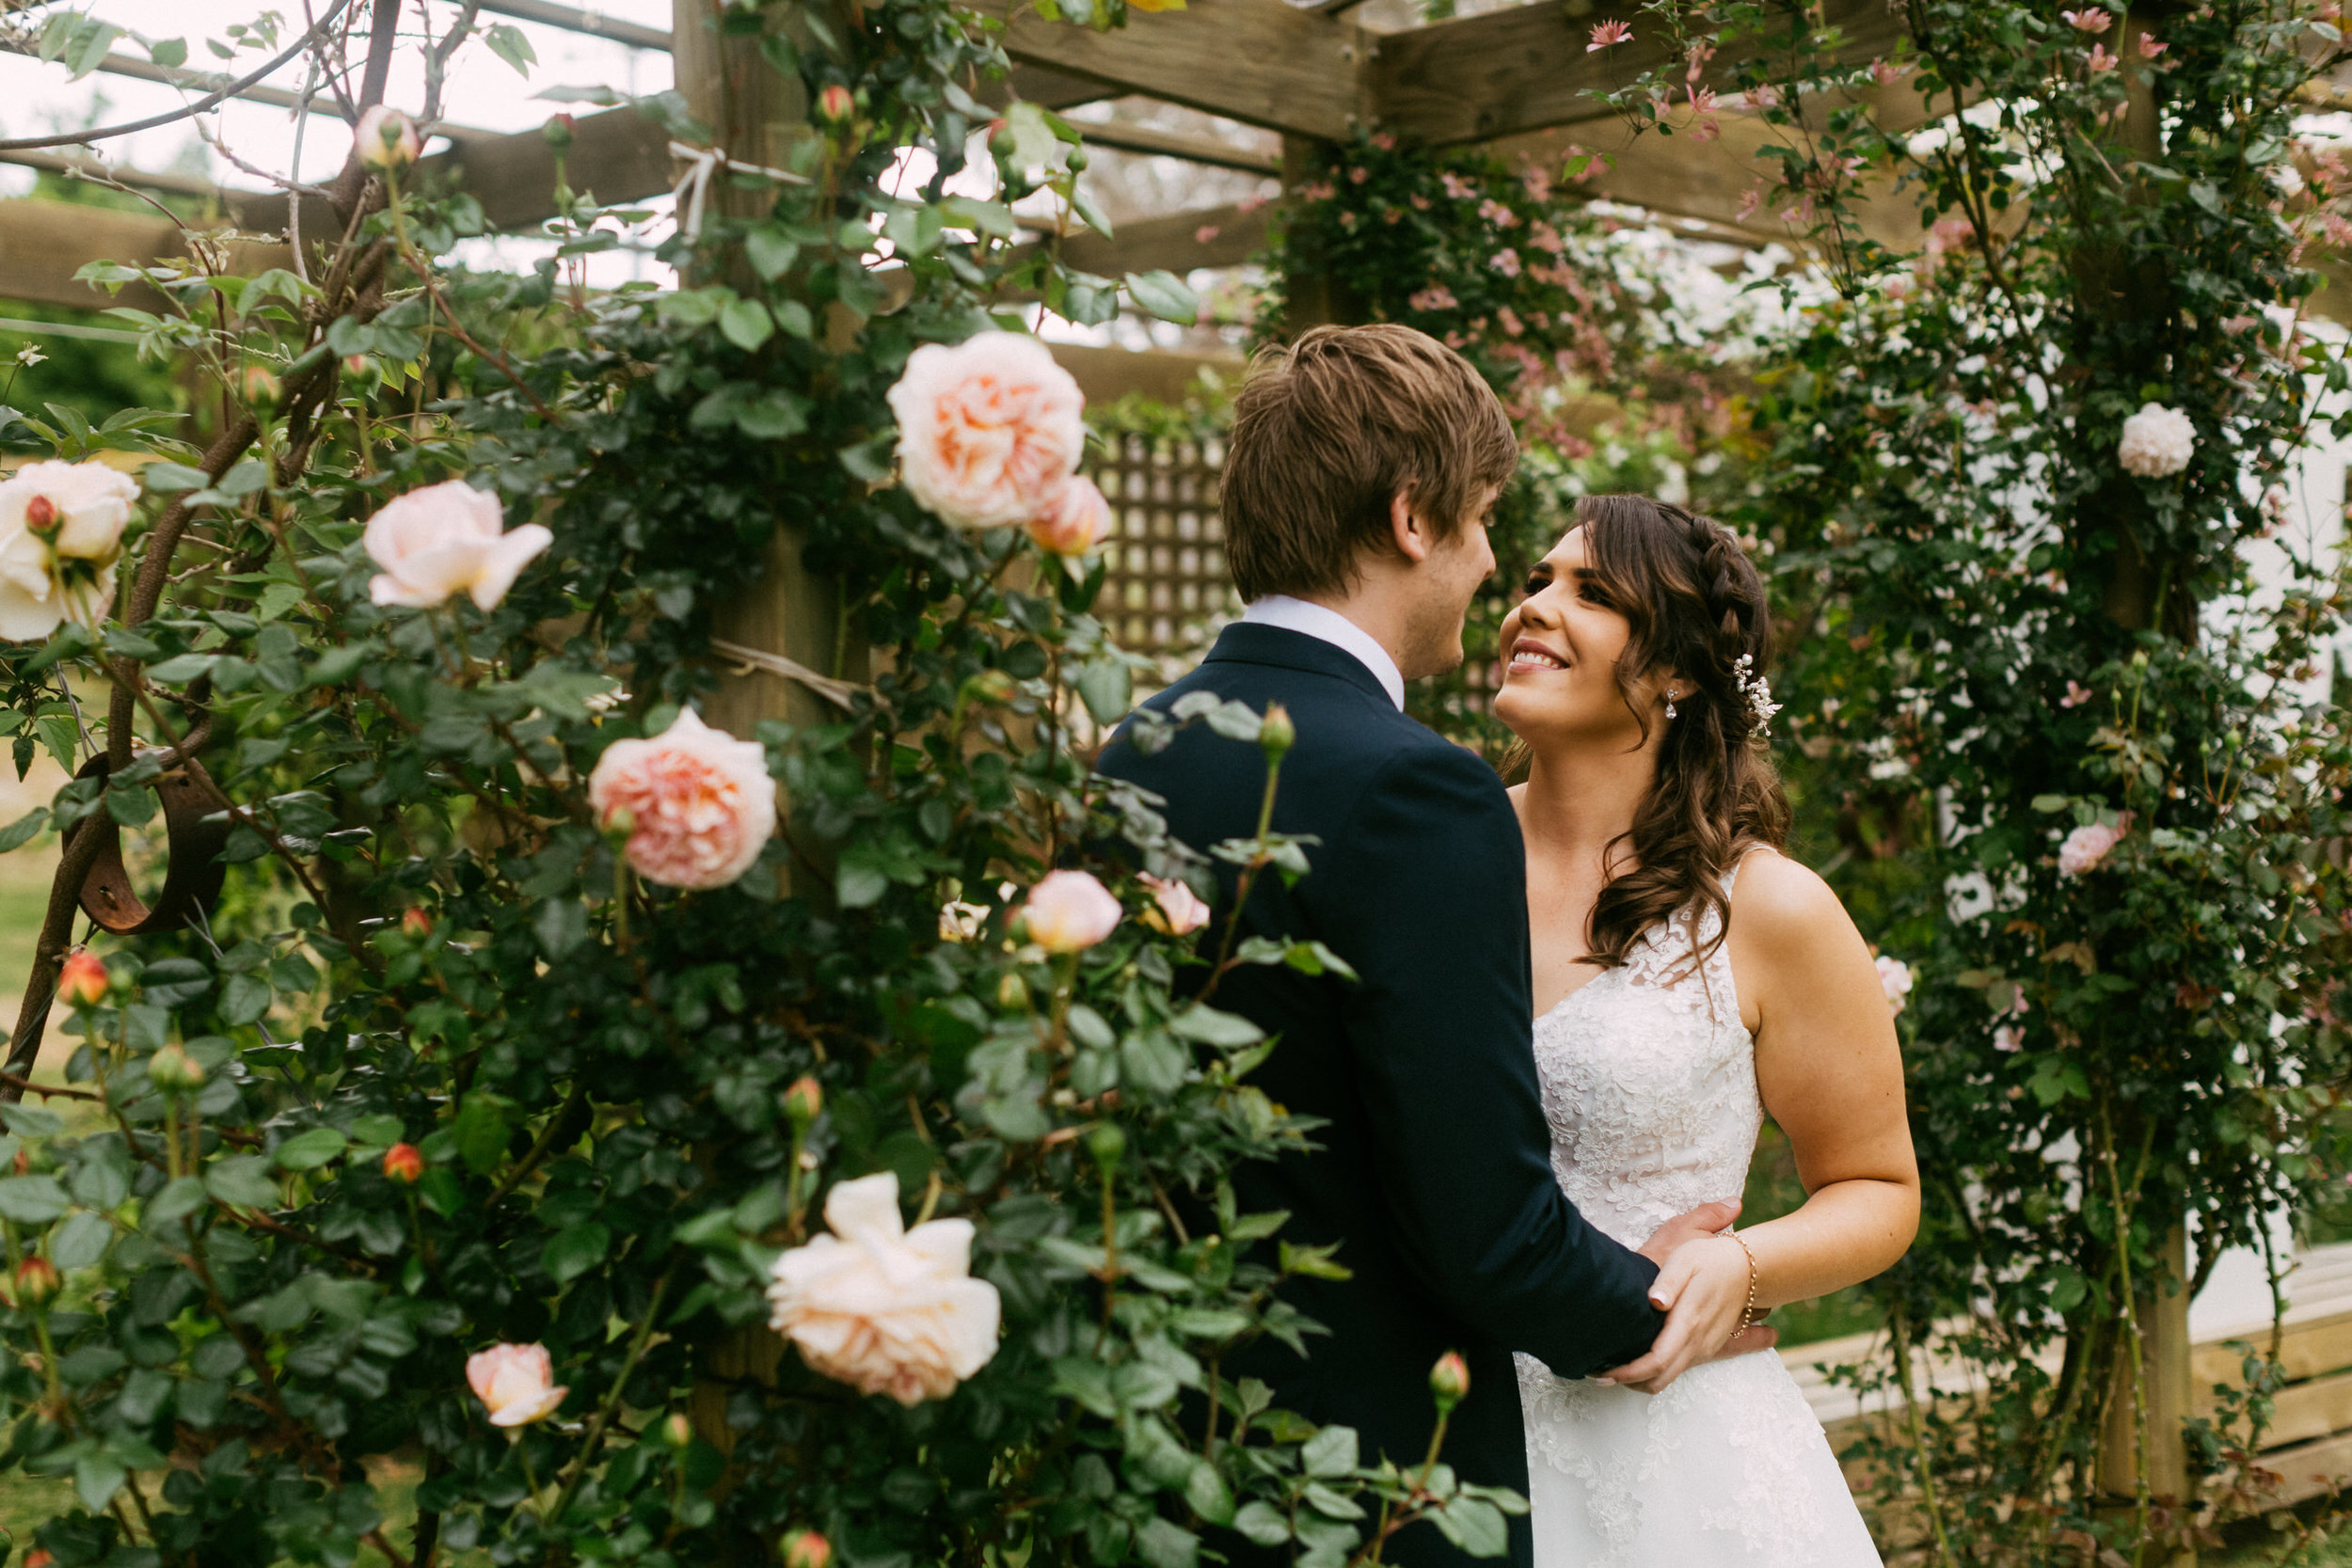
top-left (1095, 623), bottom-right (1665, 1568)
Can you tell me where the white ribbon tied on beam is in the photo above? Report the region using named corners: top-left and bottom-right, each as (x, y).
top-left (669, 139), bottom-right (813, 241)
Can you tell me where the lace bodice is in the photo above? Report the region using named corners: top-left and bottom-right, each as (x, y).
top-left (1529, 873), bottom-right (1760, 1250)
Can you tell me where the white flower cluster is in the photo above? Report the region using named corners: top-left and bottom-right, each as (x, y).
top-left (0, 459), bottom-right (140, 640)
top-left (2117, 403), bottom-right (2195, 478)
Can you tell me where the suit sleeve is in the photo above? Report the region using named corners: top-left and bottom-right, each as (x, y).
top-left (1305, 743), bottom-right (1665, 1378)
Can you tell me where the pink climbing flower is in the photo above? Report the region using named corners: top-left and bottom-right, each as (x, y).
top-left (2060, 681), bottom-right (2097, 709)
top-left (2058, 821), bottom-right (2125, 877)
top-left (1490, 247), bottom-right (1522, 277)
top-left (2137, 32), bottom-right (2168, 56)
top-left (2061, 8), bottom-right (2111, 32)
top-left (1407, 284), bottom-right (1458, 311)
top-left (1440, 171), bottom-right (1478, 200)
top-left (1477, 198), bottom-right (1518, 228)
top-left (1588, 20), bottom-right (1632, 50)
top-left (2087, 41), bottom-right (2118, 71)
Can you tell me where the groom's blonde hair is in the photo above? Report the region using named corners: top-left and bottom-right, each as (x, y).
top-left (1222, 325), bottom-right (1517, 602)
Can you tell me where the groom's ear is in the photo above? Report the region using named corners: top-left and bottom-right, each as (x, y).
top-left (1389, 488), bottom-right (1435, 564)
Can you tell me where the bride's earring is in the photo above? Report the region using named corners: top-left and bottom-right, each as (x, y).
top-left (1664, 689), bottom-right (1680, 721)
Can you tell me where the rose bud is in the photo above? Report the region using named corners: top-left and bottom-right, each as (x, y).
top-left (962, 669), bottom-right (1017, 705)
top-left (355, 104), bottom-right (421, 173)
top-left (1087, 1122), bottom-right (1124, 1173)
top-left (1026, 477), bottom-right (1113, 558)
top-left (1019, 870), bottom-right (1122, 955)
top-left (401, 907), bottom-right (432, 939)
top-left (342, 353), bottom-right (375, 379)
top-left (660, 1410), bottom-right (694, 1449)
top-left (382, 1142), bottom-right (424, 1184)
top-left (12, 1258), bottom-right (60, 1308)
top-left (241, 364), bottom-right (281, 409)
top-left (10, 1151), bottom-right (25, 1177)
top-left (994, 972), bottom-right (1030, 1012)
top-left (147, 1042), bottom-right (205, 1094)
top-left (22, 494), bottom-right (56, 535)
top-left (816, 85), bottom-right (855, 125)
top-left (24, 1547), bottom-right (54, 1568)
top-left (1139, 874), bottom-right (1211, 937)
top-left (542, 113), bottom-right (576, 153)
top-left (1259, 702), bottom-right (1295, 761)
top-left (57, 950), bottom-right (108, 1007)
top-left (783, 1076), bottom-right (823, 1131)
top-left (1429, 1351), bottom-right (1470, 1412)
top-left (785, 1531), bottom-right (833, 1568)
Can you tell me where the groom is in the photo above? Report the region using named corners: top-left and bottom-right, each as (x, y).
top-left (1095, 325), bottom-right (1754, 1568)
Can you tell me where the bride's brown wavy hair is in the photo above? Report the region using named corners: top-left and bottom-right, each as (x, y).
top-left (1516, 494), bottom-right (1793, 969)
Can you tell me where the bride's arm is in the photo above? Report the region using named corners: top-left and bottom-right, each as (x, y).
top-left (1729, 849), bottom-right (1920, 1308)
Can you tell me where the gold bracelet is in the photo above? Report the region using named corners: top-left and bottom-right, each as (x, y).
top-left (1722, 1230), bottom-right (1760, 1345)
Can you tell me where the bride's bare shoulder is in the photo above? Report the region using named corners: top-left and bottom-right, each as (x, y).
top-left (1727, 847), bottom-right (1853, 954)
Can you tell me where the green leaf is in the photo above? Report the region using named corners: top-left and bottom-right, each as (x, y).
top-left (204, 1156), bottom-right (279, 1209)
top-left (1431, 1496), bottom-right (1508, 1558)
top-left (542, 1221), bottom-right (612, 1284)
top-left (1124, 270), bottom-right (1199, 325)
top-left (149, 36), bottom-right (186, 67)
top-left (75, 1453), bottom-right (126, 1513)
top-left (0, 806), bottom-right (47, 852)
top-left (719, 297), bottom-right (775, 353)
top-left (1302, 1424), bottom-right (1358, 1479)
top-left (1073, 658), bottom-right (1132, 723)
top-left (50, 1210), bottom-right (110, 1271)
top-left (145, 1176), bottom-right (208, 1225)
top-left (0, 1176), bottom-right (70, 1224)
top-left (485, 21), bottom-right (537, 73)
top-left (746, 227), bottom-right (799, 280)
top-left (350, 1114), bottom-right (406, 1149)
top-left (218, 973), bottom-right (271, 1026)
top-left (1169, 1005), bottom-right (1262, 1047)
top-left (274, 1127), bottom-right (348, 1170)
top-left (147, 653), bottom-right (219, 684)
top-left (1232, 1502), bottom-right (1292, 1547)
top-left (1136, 1518), bottom-right (1199, 1568)
top-left (453, 1093), bottom-right (515, 1175)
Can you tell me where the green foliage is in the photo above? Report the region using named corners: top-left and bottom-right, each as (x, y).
top-left (0, 8), bottom-right (1519, 1568)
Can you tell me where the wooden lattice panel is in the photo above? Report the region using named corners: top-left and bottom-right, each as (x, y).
top-left (1089, 432), bottom-right (1241, 657)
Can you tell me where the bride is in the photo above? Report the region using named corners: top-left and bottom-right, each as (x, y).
top-left (1491, 494), bottom-right (1919, 1567)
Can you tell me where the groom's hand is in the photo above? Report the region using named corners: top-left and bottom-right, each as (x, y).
top-left (1636, 1198), bottom-right (1740, 1265)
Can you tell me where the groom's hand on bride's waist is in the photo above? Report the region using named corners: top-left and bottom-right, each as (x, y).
top-left (1634, 1197), bottom-right (1741, 1265)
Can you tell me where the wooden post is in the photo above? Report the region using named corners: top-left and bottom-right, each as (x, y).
top-left (670, 0), bottom-right (858, 1513)
top-left (1277, 135), bottom-right (1364, 332)
top-left (2098, 1228), bottom-right (2196, 1562)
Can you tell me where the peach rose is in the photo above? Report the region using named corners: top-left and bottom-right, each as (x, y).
top-left (1027, 477), bottom-right (1113, 557)
top-left (766, 1172), bottom-right (1002, 1406)
top-left (588, 708), bottom-right (777, 890)
top-left (364, 479), bottom-right (553, 611)
top-left (356, 104), bottom-right (421, 172)
top-left (466, 1341), bottom-right (567, 1426)
top-left (0, 459), bottom-right (140, 640)
top-left (886, 332), bottom-right (1086, 531)
top-left (1139, 874), bottom-right (1211, 936)
top-left (1020, 870), bottom-right (1122, 954)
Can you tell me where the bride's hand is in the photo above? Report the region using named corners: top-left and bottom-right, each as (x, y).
top-left (1594, 1233), bottom-right (1756, 1395)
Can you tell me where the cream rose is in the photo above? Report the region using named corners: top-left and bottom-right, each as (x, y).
top-left (364, 479), bottom-right (553, 611)
top-left (355, 105), bottom-right (422, 172)
top-left (1140, 874), bottom-right (1211, 936)
top-left (1028, 477), bottom-right (1114, 558)
top-left (766, 1171), bottom-right (1002, 1406)
top-left (466, 1341), bottom-right (567, 1427)
top-left (1020, 870), bottom-right (1122, 954)
top-left (588, 707), bottom-right (777, 890)
top-left (887, 333), bottom-right (1086, 531)
top-left (2117, 403), bottom-right (2195, 479)
top-left (0, 460), bottom-right (140, 641)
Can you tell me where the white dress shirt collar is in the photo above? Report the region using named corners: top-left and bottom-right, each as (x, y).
top-left (1238, 594), bottom-right (1406, 711)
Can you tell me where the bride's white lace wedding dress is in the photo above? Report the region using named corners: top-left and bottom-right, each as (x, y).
top-left (1515, 872), bottom-right (1882, 1567)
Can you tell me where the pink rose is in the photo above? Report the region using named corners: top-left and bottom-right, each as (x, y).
top-left (1027, 477), bottom-right (1113, 558)
top-left (589, 708), bottom-right (777, 890)
top-left (365, 480), bottom-right (552, 611)
top-left (888, 333), bottom-right (1083, 531)
top-left (1140, 874), bottom-right (1211, 936)
top-left (467, 1342), bottom-right (566, 1426)
top-left (2058, 821), bottom-right (2123, 877)
top-left (766, 1172), bottom-right (1001, 1406)
top-left (1020, 870), bottom-right (1122, 953)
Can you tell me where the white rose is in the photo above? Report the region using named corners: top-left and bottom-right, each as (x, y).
top-left (364, 479), bottom-right (553, 611)
top-left (465, 1341), bottom-right (567, 1427)
top-left (767, 1172), bottom-right (1001, 1406)
top-left (886, 333), bottom-right (1086, 531)
top-left (0, 460), bottom-right (139, 641)
top-left (2117, 403), bottom-right (2195, 479)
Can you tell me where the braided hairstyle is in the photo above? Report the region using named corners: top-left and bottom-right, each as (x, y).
top-left (1572, 493), bottom-right (1792, 969)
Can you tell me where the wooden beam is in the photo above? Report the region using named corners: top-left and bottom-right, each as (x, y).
top-left (977, 64), bottom-right (1117, 113)
top-left (0, 198), bottom-right (289, 313)
top-left (1050, 199), bottom-right (1269, 277)
top-left (1371, 0), bottom-right (1911, 147)
top-left (966, 0), bottom-right (1366, 142)
top-left (475, 0), bottom-right (675, 49)
top-left (1074, 122), bottom-right (1279, 177)
top-left (1049, 341), bottom-right (1240, 404)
